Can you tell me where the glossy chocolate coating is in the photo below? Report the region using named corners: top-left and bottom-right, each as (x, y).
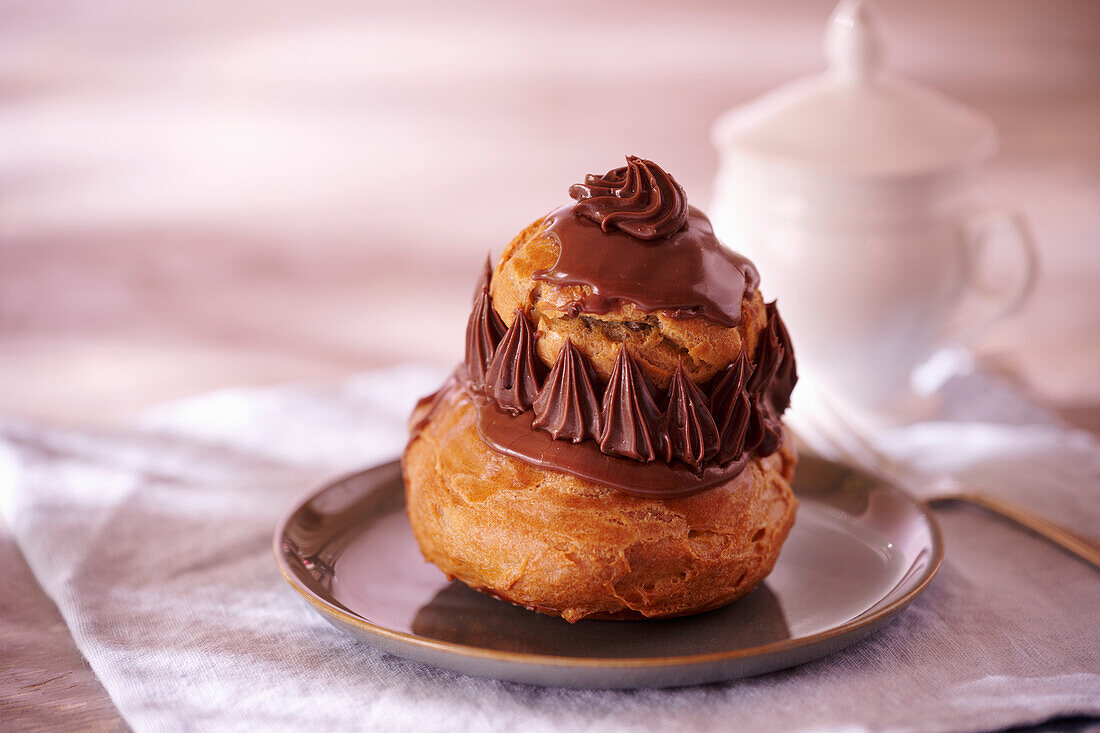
top-left (476, 392), bottom-right (751, 498)
top-left (534, 203), bottom-right (759, 328)
top-left (532, 339), bottom-right (602, 443)
top-left (597, 346), bottom-right (663, 462)
top-left (465, 272), bottom-right (505, 388)
top-left (485, 308), bottom-right (544, 414)
top-left (661, 360), bottom-right (721, 471)
top-left (708, 351), bottom-right (753, 465)
top-left (529, 155), bottom-right (758, 328)
top-left (459, 285), bottom-right (797, 496)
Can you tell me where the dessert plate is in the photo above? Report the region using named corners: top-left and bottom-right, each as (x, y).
top-left (274, 454), bottom-right (942, 688)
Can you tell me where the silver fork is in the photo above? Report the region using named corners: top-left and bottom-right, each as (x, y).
top-left (789, 393), bottom-right (1100, 570)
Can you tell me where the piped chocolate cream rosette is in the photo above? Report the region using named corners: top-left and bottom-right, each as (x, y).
top-left (403, 157), bottom-right (799, 622)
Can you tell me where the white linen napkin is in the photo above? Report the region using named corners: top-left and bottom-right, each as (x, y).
top-left (1, 364), bottom-right (1097, 733)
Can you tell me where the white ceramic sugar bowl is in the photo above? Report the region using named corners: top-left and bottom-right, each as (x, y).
top-left (710, 0), bottom-right (1037, 421)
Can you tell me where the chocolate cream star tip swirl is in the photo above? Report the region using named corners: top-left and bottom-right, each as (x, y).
top-left (403, 156), bottom-right (799, 622)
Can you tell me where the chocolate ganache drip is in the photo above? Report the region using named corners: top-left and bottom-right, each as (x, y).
top-left (485, 309), bottom-right (544, 414)
top-left (661, 359), bottom-right (721, 472)
top-left (598, 346), bottom-right (663, 462)
top-left (569, 156), bottom-right (688, 240)
top-left (532, 339), bottom-right (602, 443)
top-left (534, 157), bottom-right (760, 328)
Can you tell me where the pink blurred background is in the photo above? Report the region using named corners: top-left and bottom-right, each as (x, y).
top-left (1, 0), bottom-right (1098, 427)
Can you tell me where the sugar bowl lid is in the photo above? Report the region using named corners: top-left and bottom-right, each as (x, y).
top-left (712, 0), bottom-right (998, 177)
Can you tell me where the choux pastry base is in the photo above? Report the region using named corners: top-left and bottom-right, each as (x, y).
top-left (403, 384), bottom-right (797, 623)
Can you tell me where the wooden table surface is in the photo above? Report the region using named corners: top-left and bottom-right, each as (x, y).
top-left (1, 0), bottom-right (1097, 728)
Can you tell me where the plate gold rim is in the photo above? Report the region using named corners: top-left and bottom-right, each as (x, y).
top-left (273, 457), bottom-right (944, 670)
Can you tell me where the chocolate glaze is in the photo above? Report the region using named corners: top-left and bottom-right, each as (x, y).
top-left (534, 204), bottom-right (759, 328)
top-left (597, 346), bottom-right (664, 462)
top-left (530, 157), bottom-right (759, 328)
top-left (485, 308), bottom-right (544, 414)
top-left (457, 282), bottom-right (798, 496)
top-left (569, 156), bottom-right (688, 240)
top-left (475, 390), bottom-right (751, 498)
top-left (532, 339), bottom-right (602, 443)
top-left (661, 359), bottom-right (721, 472)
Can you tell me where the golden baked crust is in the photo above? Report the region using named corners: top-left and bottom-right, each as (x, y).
top-left (403, 383), bottom-right (798, 623)
top-left (490, 216), bottom-right (768, 390)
